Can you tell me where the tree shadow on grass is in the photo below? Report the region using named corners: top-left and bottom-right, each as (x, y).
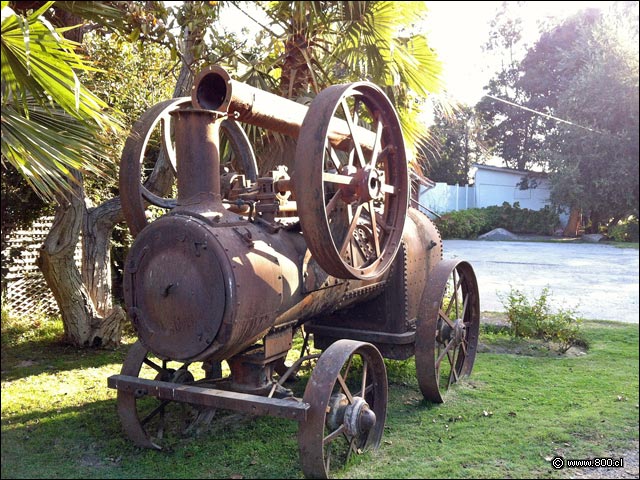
top-left (1, 338), bottom-right (134, 382)
top-left (1, 396), bottom-right (303, 479)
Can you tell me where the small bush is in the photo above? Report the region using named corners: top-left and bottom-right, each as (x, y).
top-left (435, 202), bottom-right (560, 239)
top-left (499, 286), bottom-right (585, 353)
top-left (608, 216), bottom-right (639, 242)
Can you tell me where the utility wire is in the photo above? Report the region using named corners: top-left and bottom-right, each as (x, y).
top-left (484, 94), bottom-right (608, 136)
top-left (228, 2), bottom-right (280, 38)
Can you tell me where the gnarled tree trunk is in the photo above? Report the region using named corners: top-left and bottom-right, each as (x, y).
top-left (34, 1), bottom-right (202, 347)
top-left (83, 197), bottom-right (125, 316)
top-left (38, 177), bottom-right (124, 347)
top-left (37, 47), bottom-right (195, 347)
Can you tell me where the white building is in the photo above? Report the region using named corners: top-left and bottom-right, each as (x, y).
top-left (472, 164), bottom-right (551, 210)
top-left (418, 164), bottom-right (561, 221)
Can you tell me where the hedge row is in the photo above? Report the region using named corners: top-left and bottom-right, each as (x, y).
top-left (434, 202), bottom-right (560, 239)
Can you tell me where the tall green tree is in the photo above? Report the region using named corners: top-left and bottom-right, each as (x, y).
top-left (421, 104), bottom-right (487, 185)
top-left (476, 1), bottom-right (547, 171)
top-left (543, 6), bottom-right (639, 233)
top-left (476, 3), bottom-right (638, 235)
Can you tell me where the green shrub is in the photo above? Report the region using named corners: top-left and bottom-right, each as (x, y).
top-left (499, 286), bottom-right (585, 353)
top-left (434, 208), bottom-right (490, 238)
top-left (608, 216), bottom-right (639, 242)
top-left (435, 202), bottom-right (560, 239)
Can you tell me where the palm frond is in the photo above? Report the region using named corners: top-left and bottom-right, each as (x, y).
top-left (1, 3), bottom-right (119, 130)
top-left (54, 1), bottom-right (134, 32)
top-left (1, 3), bottom-right (122, 201)
top-left (1, 103), bottom-right (112, 201)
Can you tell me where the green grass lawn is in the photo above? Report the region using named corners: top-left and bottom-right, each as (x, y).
top-left (1, 313), bottom-right (638, 479)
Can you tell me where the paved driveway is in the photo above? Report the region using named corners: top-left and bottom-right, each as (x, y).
top-left (442, 240), bottom-right (639, 323)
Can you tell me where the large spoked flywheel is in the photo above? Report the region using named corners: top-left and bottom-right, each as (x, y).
top-left (415, 260), bottom-right (480, 403)
top-left (294, 83), bottom-right (409, 280)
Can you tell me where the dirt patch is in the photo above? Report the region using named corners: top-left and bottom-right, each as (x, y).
top-left (477, 336), bottom-right (586, 357)
top-left (566, 441), bottom-right (639, 479)
top-left (481, 311), bottom-right (510, 326)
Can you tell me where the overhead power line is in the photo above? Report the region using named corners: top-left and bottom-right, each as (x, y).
top-left (484, 94), bottom-right (607, 135)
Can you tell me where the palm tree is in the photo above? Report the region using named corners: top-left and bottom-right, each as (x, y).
top-left (1, 1), bottom-right (120, 200)
top-left (229, 1), bottom-right (444, 160)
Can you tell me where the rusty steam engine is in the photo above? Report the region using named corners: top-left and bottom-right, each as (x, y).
top-left (108, 66), bottom-right (480, 478)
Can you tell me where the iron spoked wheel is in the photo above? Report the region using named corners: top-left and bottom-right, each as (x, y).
top-left (116, 341), bottom-right (214, 449)
top-left (298, 340), bottom-right (388, 479)
top-left (294, 83), bottom-right (409, 280)
top-left (415, 260), bottom-right (480, 403)
top-left (119, 98), bottom-right (258, 238)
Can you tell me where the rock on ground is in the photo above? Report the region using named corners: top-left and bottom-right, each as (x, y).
top-left (581, 233), bottom-right (606, 243)
top-left (478, 228), bottom-right (520, 241)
